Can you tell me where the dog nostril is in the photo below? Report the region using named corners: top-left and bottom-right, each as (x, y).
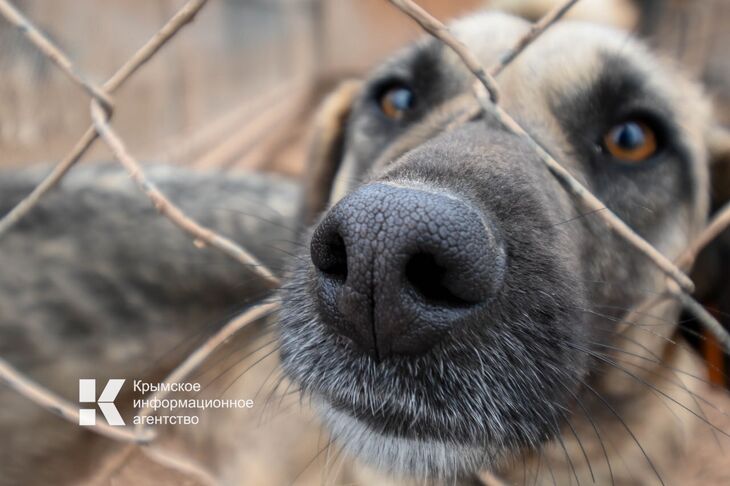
top-left (405, 253), bottom-right (469, 307)
top-left (312, 232), bottom-right (348, 280)
top-left (309, 183), bottom-right (504, 357)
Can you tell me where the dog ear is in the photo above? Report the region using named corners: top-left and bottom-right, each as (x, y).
top-left (300, 80), bottom-right (361, 226)
top-left (708, 125), bottom-right (730, 206)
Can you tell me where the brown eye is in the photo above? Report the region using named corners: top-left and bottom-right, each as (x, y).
top-left (603, 121), bottom-right (657, 162)
top-left (379, 85), bottom-right (414, 120)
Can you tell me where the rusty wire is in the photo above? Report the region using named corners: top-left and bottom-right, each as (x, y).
top-left (0, 0), bottom-right (727, 479)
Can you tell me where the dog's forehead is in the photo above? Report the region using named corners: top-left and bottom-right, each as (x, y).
top-left (451, 13), bottom-right (652, 101)
top-left (448, 12), bottom-right (533, 68)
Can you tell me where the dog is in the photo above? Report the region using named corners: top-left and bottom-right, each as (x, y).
top-left (278, 10), bottom-right (730, 485)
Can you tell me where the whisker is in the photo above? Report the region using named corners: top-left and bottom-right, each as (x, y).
top-left (289, 434), bottom-right (335, 486)
top-left (209, 207), bottom-right (298, 232)
top-left (570, 344), bottom-right (730, 440)
top-left (141, 294), bottom-right (274, 377)
top-left (614, 356), bottom-right (727, 450)
top-left (263, 378), bottom-right (300, 425)
top-left (249, 394), bottom-right (304, 431)
top-left (251, 357), bottom-right (282, 402)
top-left (555, 401), bottom-right (595, 483)
top-left (532, 446), bottom-right (544, 486)
top-left (578, 377), bottom-right (666, 486)
top-left (588, 330), bottom-right (725, 387)
top-left (552, 418), bottom-right (581, 486)
top-left (520, 449), bottom-right (528, 486)
top-left (216, 344), bottom-right (281, 398)
top-left (537, 207), bottom-right (607, 229)
top-left (543, 446), bottom-right (558, 486)
top-left (195, 337), bottom-right (278, 394)
top-left (260, 370), bottom-right (288, 421)
top-left (189, 321), bottom-right (275, 380)
top-left (581, 307), bottom-right (728, 381)
top-left (559, 382), bottom-right (615, 486)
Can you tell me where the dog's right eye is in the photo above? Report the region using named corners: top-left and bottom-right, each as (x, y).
top-left (602, 120), bottom-right (658, 163)
top-left (378, 84), bottom-right (414, 120)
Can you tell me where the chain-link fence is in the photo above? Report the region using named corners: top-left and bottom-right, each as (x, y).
top-left (0, 0), bottom-right (728, 482)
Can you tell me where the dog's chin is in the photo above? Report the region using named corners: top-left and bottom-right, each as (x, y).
top-left (315, 398), bottom-right (498, 480)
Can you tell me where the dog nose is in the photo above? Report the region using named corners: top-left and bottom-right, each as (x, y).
top-left (310, 183), bottom-right (505, 359)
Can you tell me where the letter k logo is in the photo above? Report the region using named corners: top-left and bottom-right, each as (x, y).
top-left (78, 379), bottom-right (126, 426)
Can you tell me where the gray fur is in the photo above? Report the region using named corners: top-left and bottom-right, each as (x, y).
top-left (0, 164), bottom-right (299, 485)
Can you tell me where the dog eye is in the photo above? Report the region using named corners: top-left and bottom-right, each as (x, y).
top-left (379, 84), bottom-right (414, 120)
top-left (603, 121), bottom-right (658, 162)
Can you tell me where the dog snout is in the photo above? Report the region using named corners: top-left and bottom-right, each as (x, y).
top-left (310, 183), bottom-right (505, 358)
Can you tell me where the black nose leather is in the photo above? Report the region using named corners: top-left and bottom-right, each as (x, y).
top-left (310, 183), bottom-right (505, 359)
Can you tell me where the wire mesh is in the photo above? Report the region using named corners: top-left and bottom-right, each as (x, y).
top-left (0, 0), bottom-right (728, 481)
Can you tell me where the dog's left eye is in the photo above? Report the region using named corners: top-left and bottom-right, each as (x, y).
top-left (379, 84), bottom-right (414, 120)
top-left (603, 121), bottom-right (658, 162)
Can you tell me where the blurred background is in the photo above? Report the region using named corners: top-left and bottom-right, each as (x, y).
top-left (0, 0), bottom-right (726, 174)
top-left (1, 0), bottom-right (728, 173)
